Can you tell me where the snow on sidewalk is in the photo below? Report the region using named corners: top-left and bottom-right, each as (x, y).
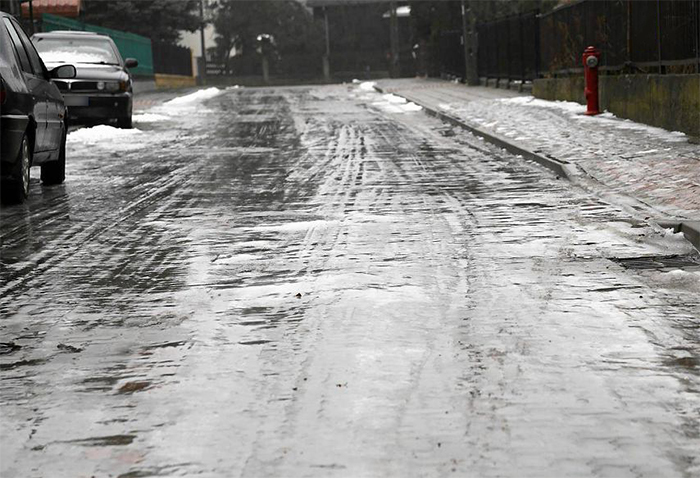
top-left (376, 79), bottom-right (700, 220)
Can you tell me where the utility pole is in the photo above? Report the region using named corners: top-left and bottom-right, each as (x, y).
top-left (323, 7), bottom-right (330, 81)
top-left (389, 1), bottom-right (400, 78)
top-left (199, 0), bottom-right (207, 85)
top-left (28, 0), bottom-right (35, 34)
top-left (461, 0), bottom-right (478, 85)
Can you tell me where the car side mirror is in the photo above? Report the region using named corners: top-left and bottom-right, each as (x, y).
top-left (125, 58), bottom-right (138, 68)
top-left (50, 64), bottom-right (76, 79)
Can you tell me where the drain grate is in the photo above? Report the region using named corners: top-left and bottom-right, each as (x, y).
top-left (610, 254), bottom-right (700, 270)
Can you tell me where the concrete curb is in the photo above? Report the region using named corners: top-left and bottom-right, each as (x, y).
top-left (373, 84), bottom-right (700, 252)
top-left (679, 222), bottom-right (700, 251)
top-left (133, 78), bottom-right (158, 94)
top-left (374, 85), bottom-right (575, 179)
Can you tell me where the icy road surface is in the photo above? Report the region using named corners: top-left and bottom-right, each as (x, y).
top-left (1, 85), bottom-right (700, 478)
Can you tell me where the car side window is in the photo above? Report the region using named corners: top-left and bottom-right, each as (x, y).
top-left (109, 41), bottom-right (124, 65)
top-left (3, 18), bottom-right (32, 74)
top-left (10, 19), bottom-right (45, 77)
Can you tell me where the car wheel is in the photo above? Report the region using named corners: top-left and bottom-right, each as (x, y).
top-left (41, 128), bottom-right (66, 185)
top-left (1, 135), bottom-right (31, 205)
top-left (117, 115), bottom-right (132, 129)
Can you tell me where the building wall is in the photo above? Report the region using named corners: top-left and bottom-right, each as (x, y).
top-left (533, 75), bottom-right (700, 138)
top-left (178, 25), bottom-right (216, 59)
top-left (178, 25), bottom-right (217, 78)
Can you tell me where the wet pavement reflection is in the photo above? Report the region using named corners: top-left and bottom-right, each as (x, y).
top-left (1, 85), bottom-right (699, 477)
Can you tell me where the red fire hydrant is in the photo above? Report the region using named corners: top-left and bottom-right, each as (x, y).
top-left (582, 46), bottom-right (601, 115)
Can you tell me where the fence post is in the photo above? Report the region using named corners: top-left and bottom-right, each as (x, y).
top-left (505, 16), bottom-right (510, 84)
top-left (696, 0), bottom-right (700, 72)
top-left (323, 7), bottom-right (331, 81)
top-left (519, 13), bottom-right (525, 82)
top-left (626, 0), bottom-right (631, 66)
top-left (461, 0), bottom-right (479, 85)
top-left (493, 22), bottom-right (498, 82)
top-left (656, 0), bottom-right (663, 72)
top-left (535, 10), bottom-right (541, 78)
top-left (461, 0), bottom-right (468, 82)
top-left (389, 1), bottom-right (400, 78)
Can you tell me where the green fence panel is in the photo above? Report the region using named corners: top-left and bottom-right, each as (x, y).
top-left (41, 13), bottom-right (153, 77)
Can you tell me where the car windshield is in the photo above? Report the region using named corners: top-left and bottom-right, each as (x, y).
top-left (33, 37), bottom-right (119, 65)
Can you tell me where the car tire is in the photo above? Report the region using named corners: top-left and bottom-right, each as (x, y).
top-left (1, 135), bottom-right (31, 205)
top-left (41, 128), bottom-right (66, 185)
top-left (117, 115), bottom-right (132, 129)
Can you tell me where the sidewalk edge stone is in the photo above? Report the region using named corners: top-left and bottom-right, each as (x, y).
top-left (373, 85), bottom-right (573, 179)
top-left (680, 222), bottom-right (700, 252)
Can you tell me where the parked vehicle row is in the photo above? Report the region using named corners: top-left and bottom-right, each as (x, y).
top-left (1, 11), bottom-right (138, 205)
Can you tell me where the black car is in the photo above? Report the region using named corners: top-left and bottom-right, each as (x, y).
top-left (0, 11), bottom-right (76, 205)
top-left (32, 31), bottom-right (138, 128)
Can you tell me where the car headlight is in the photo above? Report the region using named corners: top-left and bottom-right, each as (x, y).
top-left (119, 80), bottom-right (129, 92)
top-left (104, 81), bottom-right (121, 92)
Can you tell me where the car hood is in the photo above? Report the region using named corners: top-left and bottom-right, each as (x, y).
top-left (44, 62), bottom-right (129, 81)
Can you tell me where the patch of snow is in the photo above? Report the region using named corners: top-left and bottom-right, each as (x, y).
top-left (165, 87), bottom-right (222, 106)
top-left (383, 94), bottom-right (407, 104)
top-left (250, 220), bottom-right (340, 233)
top-left (666, 269), bottom-right (693, 275)
top-left (359, 81), bottom-right (376, 91)
top-left (373, 100), bottom-right (422, 114)
top-left (67, 125), bottom-right (143, 145)
top-left (499, 95), bottom-right (687, 143)
top-left (133, 113), bottom-right (170, 123)
top-left (500, 96), bottom-right (585, 114)
top-left (402, 102), bottom-right (422, 112)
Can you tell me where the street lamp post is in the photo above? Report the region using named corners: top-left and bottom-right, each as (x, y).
top-left (199, 0), bottom-right (207, 85)
top-left (28, 0), bottom-right (35, 34)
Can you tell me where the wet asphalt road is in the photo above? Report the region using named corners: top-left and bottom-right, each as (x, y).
top-left (1, 85), bottom-right (700, 478)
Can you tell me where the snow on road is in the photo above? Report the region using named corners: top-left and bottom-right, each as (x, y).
top-left (67, 86), bottom-right (228, 151)
top-left (164, 86), bottom-right (223, 105)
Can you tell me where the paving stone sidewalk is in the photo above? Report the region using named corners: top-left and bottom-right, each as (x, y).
top-left (375, 78), bottom-right (700, 222)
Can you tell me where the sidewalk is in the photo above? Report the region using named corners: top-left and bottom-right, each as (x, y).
top-left (375, 79), bottom-right (699, 235)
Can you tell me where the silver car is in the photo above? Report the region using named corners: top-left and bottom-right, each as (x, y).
top-left (32, 31), bottom-right (138, 128)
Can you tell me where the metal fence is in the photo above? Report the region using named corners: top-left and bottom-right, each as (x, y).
top-left (152, 41), bottom-right (192, 77)
top-left (209, 53), bottom-right (324, 79)
top-left (477, 11), bottom-right (539, 81)
top-left (476, 0), bottom-right (700, 80)
top-left (433, 29), bottom-right (464, 78)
